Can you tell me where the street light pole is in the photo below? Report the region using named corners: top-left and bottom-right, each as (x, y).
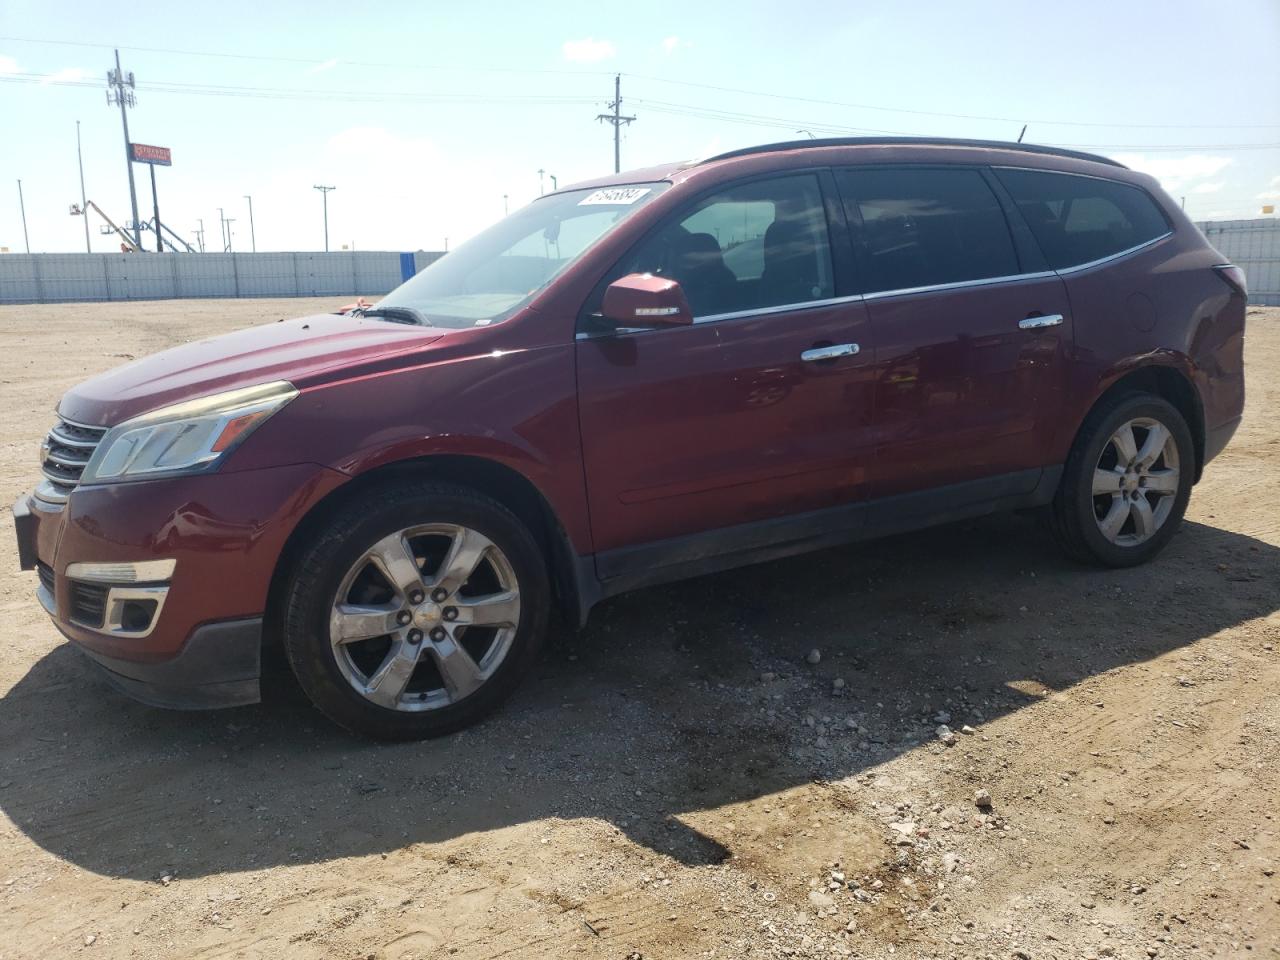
top-left (243, 194), bottom-right (256, 252)
top-left (549, 174), bottom-right (558, 191)
top-left (17, 179), bottom-right (30, 253)
top-left (313, 185), bottom-right (335, 252)
top-left (76, 120), bottom-right (91, 252)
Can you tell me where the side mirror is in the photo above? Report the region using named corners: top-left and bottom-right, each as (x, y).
top-left (601, 273), bottom-right (694, 328)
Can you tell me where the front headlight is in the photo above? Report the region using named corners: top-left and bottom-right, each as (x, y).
top-left (80, 380), bottom-right (298, 484)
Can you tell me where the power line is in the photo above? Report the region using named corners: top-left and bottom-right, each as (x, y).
top-left (632, 99), bottom-right (1280, 152)
top-left (624, 72), bottom-right (1280, 130)
top-left (0, 73), bottom-right (596, 106)
top-left (0, 35), bottom-right (614, 77)
top-left (7, 33), bottom-right (1275, 131)
top-left (6, 71), bottom-right (1279, 154)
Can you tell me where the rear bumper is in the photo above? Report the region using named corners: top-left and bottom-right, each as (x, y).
top-left (73, 617), bottom-right (263, 709)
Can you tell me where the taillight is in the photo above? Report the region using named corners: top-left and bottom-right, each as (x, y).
top-left (1214, 264), bottom-right (1248, 297)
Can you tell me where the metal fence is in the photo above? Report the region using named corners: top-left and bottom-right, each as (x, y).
top-left (1196, 218), bottom-right (1279, 306)
top-left (0, 250), bottom-right (444, 304)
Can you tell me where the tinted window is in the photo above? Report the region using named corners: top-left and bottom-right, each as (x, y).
top-left (993, 168), bottom-right (1170, 270)
top-left (838, 168), bottom-right (1019, 293)
top-left (619, 174), bottom-right (834, 318)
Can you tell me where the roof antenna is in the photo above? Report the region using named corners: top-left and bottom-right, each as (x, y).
top-left (1017, 124), bottom-right (1027, 143)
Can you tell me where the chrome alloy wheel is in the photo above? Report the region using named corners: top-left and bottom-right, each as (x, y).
top-left (328, 524), bottom-right (521, 711)
top-left (1091, 417), bottom-right (1181, 547)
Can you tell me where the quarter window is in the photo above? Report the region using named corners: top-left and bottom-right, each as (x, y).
top-left (992, 168), bottom-right (1170, 269)
top-left (618, 174), bottom-right (835, 318)
top-left (838, 167), bottom-right (1020, 294)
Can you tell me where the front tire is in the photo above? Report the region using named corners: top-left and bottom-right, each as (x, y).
top-left (1049, 392), bottom-right (1194, 567)
top-left (281, 481), bottom-right (549, 740)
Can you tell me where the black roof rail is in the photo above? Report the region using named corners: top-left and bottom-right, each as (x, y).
top-left (700, 137), bottom-right (1126, 169)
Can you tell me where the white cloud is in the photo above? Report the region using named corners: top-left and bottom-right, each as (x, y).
top-left (307, 57), bottom-right (340, 75)
top-left (1113, 153), bottom-right (1233, 192)
top-left (0, 54), bottom-right (21, 74)
top-left (660, 36), bottom-right (691, 55)
top-left (1192, 181), bottom-right (1225, 194)
top-left (39, 67), bottom-right (85, 85)
top-left (562, 37), bottom-right (616, 62)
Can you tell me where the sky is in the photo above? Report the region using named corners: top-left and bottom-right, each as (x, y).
top-left (1, 0), bottom-right (1278, 254)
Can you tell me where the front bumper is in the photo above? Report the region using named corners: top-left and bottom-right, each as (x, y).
top-left (74, 617), bottom-right (263, 709)
top-left (12, 461), bottom-right (347, 710)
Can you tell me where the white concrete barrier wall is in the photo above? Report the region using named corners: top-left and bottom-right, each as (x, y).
top-left (1196, 218), bottom-right (1280, 307)
top-left (0, 251), bottom-right (444, 304)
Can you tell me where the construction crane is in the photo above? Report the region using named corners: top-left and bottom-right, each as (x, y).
top-left (72, 201), bottom-right (197, 253)
top-left (72, 200), bottom-right (139, 252)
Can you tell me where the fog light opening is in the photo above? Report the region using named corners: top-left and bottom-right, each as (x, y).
top-left (119, 599), bottom-right (158, 633)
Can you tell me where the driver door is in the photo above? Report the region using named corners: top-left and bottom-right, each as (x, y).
top-left (574, 172), bottom-right (877, 578)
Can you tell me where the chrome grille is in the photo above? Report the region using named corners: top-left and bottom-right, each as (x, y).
top-left (36, 418), bottom-right (107, 505)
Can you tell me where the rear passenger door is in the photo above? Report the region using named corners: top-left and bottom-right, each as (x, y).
top-left (835, 166), bottom-right (1074, 502)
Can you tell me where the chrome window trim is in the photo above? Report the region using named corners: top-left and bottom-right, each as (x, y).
top-left (575, 270), bottom-right (1069, 339)
top-left (861, 270), bottom-right (1058, 302)
top-left (991, 163), bottom-right (1144, 186)
top-left (1052, 231), bottom-right (1174, 275)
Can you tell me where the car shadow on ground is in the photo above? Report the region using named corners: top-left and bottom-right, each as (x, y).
top-left (2, 513), bottom-right (1277, 881)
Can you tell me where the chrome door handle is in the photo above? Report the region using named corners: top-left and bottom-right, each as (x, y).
top-left (1019, 314), bottom-right (1064, 330)
top-left (801, 343), bottom-right (860, 362)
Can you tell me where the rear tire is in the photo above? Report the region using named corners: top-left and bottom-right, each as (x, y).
top-left (281, 481), bottom-right (549, 740)
top-left (1049, 392), bottom-right (1194, 567)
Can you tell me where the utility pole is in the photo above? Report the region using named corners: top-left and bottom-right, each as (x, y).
top-left (218, 207), bottom-right (234, 252)
top-left (76, 120), bottom-right (90, 252)
top-left (17, 179), bottom-right (30, 253)
top-left (503, 193), bottom-right (509, 215)
top-left (194, 218), bottom-right (205, 253)
top-left (596, 74), bottom-right (635, 174)
top-left (538, 169), bottom-right (545, 195)
top-left (106, 49), bottom-right (142, 248)
top-left (313, 184), bottom-right (335, 251)
top-left (243, 195), bottom-right (256, 252)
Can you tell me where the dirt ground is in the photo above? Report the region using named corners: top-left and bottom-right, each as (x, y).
top-left (0, 297), bottom-right (1276, 960)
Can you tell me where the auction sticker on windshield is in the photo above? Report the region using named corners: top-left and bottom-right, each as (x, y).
top-left (578, 187), bottom-right (652, 205)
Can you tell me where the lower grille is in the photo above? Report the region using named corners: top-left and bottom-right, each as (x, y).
top-left (36, 561), bottom-right (55, 596)
top-left (69, 581), bottom-right (109, 628)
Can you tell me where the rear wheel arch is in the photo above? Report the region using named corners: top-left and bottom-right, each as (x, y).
top-left (265, 455), bottom-right (589, 648)
top-left (1081, 364), bottom-right (1205, 481)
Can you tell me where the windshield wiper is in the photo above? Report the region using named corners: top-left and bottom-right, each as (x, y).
top-left (358, 306), bottom-right (427, 325)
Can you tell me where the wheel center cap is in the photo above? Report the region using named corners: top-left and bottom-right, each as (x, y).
top-left (414, 604), bottom-right (442, 627)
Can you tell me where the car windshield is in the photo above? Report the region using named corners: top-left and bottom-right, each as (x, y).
top-left (375, 183), bottom-right (669, 328)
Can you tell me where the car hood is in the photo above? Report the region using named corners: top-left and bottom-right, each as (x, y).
top-left (58, 313), bottom-right (444, 426)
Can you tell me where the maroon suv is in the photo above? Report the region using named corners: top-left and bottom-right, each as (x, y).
top-left (14, 138), bottom-right (1246, 739)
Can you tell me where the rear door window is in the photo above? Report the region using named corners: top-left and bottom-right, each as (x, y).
top-left (836, 167), bottom-right (1020, 294)
top-left (992, 168), bottom-right (1171, 269)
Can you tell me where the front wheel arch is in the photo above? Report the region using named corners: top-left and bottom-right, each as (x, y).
top-left (264, 455), bottom-right (589, 656)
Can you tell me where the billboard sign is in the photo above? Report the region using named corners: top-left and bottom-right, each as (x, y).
top-left (129, 143), bottom-right (172, 166)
